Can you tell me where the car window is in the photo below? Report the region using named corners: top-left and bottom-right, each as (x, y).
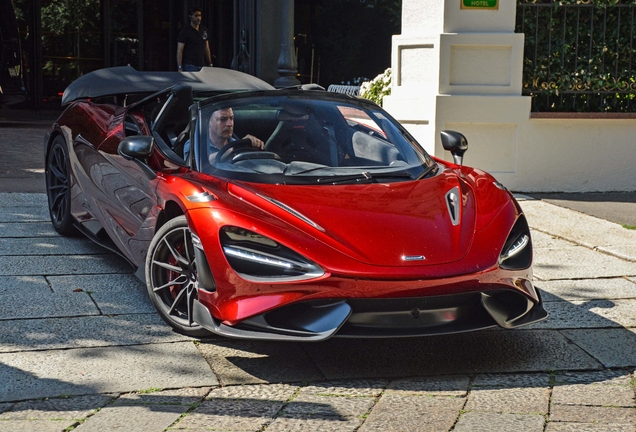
top-left (195, 92), bottom-right (436, 184)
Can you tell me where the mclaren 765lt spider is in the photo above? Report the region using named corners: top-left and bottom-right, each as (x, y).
top-left (44, 66), bottom-right (547, 341)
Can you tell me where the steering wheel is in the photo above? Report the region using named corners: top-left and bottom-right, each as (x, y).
top-left (215, 139), bottom-right (256, 164)
top-left (232, 151), bottom-right (281, 163)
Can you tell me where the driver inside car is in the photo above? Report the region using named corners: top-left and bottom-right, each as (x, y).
top-left (182, 107), bottom-right (263, 162)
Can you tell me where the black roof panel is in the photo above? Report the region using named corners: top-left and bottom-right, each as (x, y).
top-left (61, 66), bottom-right (274, 105)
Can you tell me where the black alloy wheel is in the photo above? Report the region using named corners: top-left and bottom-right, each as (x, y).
top-left (146, 216), bottom-right (212, 337)
top-left (46, 136), bottom-right (77, 235)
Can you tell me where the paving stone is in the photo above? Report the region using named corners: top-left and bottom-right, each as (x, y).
top-left (560, 328), bottom-right (636, 368)
top-left (0, 314), bottom-right (188, 353)
top-left (0, 419), bottom-right (75, 431)
top-left (48, 274), bottom-right (155, 315)
top-left (0, 193), bottom-right (47, 207)
top-left (206, 383), bottom-right (298, 402)
top-left (0, 221), bottom-right (59, 238)
top-left (472, 373), bottom-right (551, 389)
top-left (599, 244), bottom-right (636, 263)
top-left (578, 299), bottom-right (636, 328)
top-left (301, 379), bottom-right (387, 398)
top-left (528, 300), bottom-right (625, 330)
top-left (551, 383), bottom-right (635, 407)
top-left (283, 394), bottom-right (374, 417)
top-left (0, 254), bottom-right (130, 276)
top-left (302, 330), bottom-right (602, 379)
top-left (73, 403), bottom-right (187, 432)
top-left (545, 422), bottom-right (634, 432)
top-left (550, 404), bottom-right (636, 424)
top-left (196, 340), bottom-right (324, 385)
top-left (522, 200), bottom-right (636, 250)
top-left (533, 241), bottom-right (636, 281)
top-left (537, 278), bottom-right (636, 302)
top-left (553, 370), bottom-right (632, 386)
top-left (0, 403), bottom-right (12, 414)
top-left (0, 275), bottom-right (100, 320)
top-left (0, 342), bottom-right (217, 403)
top-left (530, 230), bottom-right (567, 249)
top-left (267, 414), bottom-right (362, 432)
top-left (550, 371), bottom-right (636, 408)
top-left (386, 375), bottom-right (469, 397)
top-left (357, 394), bottom-right (464, 432)
top-left (453, 411), bottom-right (545, 432)
top-left (0, 394), bottom-right (114, 420)
top-left (0, 236), bottom-right (105, 255)
top-left (0, 206), bottom-right (49, 223)
top-left (114, 387), bottom-right (211, 406)
top-left (172, 398), bottom-right (282, 431)
top-left (530, 196), bottom-right (635, 233)
top-left (465, 387), bottom-right (550, 415)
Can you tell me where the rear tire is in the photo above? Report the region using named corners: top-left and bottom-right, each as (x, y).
top-left (45, 136), bottom-right (78, 236)
top-left (146, 216), bottom-right (213, 338)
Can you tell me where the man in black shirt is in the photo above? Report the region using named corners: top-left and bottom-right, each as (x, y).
top-left (177, 7), bottom-right (212, 72)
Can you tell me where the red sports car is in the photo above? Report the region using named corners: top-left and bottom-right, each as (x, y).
top-left (45, 66), bottom-right (547, 340)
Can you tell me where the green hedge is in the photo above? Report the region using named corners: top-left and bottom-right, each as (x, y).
top-left (517, 0), bottom-right (636, 112)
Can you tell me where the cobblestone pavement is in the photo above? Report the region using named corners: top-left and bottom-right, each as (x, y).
top-left (1, 116), bottom-right (636, 431)
top-left (0, 111), bottom-right (53, 193)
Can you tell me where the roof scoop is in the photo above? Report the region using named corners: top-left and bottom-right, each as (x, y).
top-left (441, 130), bottom-right (468, 165)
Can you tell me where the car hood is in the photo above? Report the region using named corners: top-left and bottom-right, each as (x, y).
top-left (228, 171), bottom-right (477, 267)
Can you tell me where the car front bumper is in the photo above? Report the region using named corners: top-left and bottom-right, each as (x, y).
top-left (192, 285), bottom-right (548, 341)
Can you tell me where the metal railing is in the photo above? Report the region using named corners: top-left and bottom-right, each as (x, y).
top-left (327, 84), bottom-right (360, 96)
top-left (517, 0), bottom-right (636, 112)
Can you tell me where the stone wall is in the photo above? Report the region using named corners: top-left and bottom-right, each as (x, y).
top-left (383, 0), bottom-right (636, 192)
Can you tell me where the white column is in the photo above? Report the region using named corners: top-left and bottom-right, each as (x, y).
top-left (383, 1), bottom-right (444, 154)
top-left (383, 0), bottom-right (530, 184)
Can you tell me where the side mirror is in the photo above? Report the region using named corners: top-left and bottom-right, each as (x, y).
top-left (440, 130), bottom-right (468, 166)
top-left (118, 136), bottom-right (157, 180)
top-left (118, 136), bottom-right (154, 160)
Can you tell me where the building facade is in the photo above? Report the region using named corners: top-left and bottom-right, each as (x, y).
top-left (12, 0), bottom-right (398, 109)
top-left (13, 0), bottom-right (312, 108)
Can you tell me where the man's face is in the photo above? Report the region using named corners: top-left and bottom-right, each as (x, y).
top-left (209, 108), bottom-right (234, 148)
top-left (190, 10), bottom-right (202, 26)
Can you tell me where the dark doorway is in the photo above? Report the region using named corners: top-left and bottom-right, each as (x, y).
top-left (306, 0), bottom-right (401, 87)
top-left (0, 0), bottom-right (26, 104)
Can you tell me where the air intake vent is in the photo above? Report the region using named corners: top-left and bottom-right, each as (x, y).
top-left (445, 187), bottom-right (461, 226)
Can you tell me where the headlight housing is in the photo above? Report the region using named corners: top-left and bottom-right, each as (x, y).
top-left (220, 226), bottom-right (324, 282)
top-left (499, 215), bottom-right (532, 270)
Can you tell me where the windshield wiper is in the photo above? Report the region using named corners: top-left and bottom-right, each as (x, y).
top-left (284, 165), bottom-right (331, 176)
top-left (415, 163), bottom-right (439, 180)
top-left (317, 171), bottom-right (413, 184)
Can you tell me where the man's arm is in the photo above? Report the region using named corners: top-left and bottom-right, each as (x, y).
top-left (204, 41), bottom-right (212, 67)
top-left (242, 134), bottom-right (264, 149)
top-left (177, 42), bottom-right (185, 70)
top-left (208, 135), bottom-right (265, 165)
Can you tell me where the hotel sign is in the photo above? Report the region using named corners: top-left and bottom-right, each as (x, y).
top-left (461, 0), bottom-right (498, 10)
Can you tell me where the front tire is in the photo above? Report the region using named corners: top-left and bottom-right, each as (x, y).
top-left (146, 216), bottom-right (212, 337)
top-left (45, 136), bottom-right (77, 236)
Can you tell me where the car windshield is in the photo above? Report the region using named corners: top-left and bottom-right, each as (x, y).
top-left (194, 91), bottom-right (437, 184)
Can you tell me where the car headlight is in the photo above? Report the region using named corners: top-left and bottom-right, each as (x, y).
top-left (499, 215), bottom-right (532, 270)
top-left (220, 226), bottom-right (324, 282)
